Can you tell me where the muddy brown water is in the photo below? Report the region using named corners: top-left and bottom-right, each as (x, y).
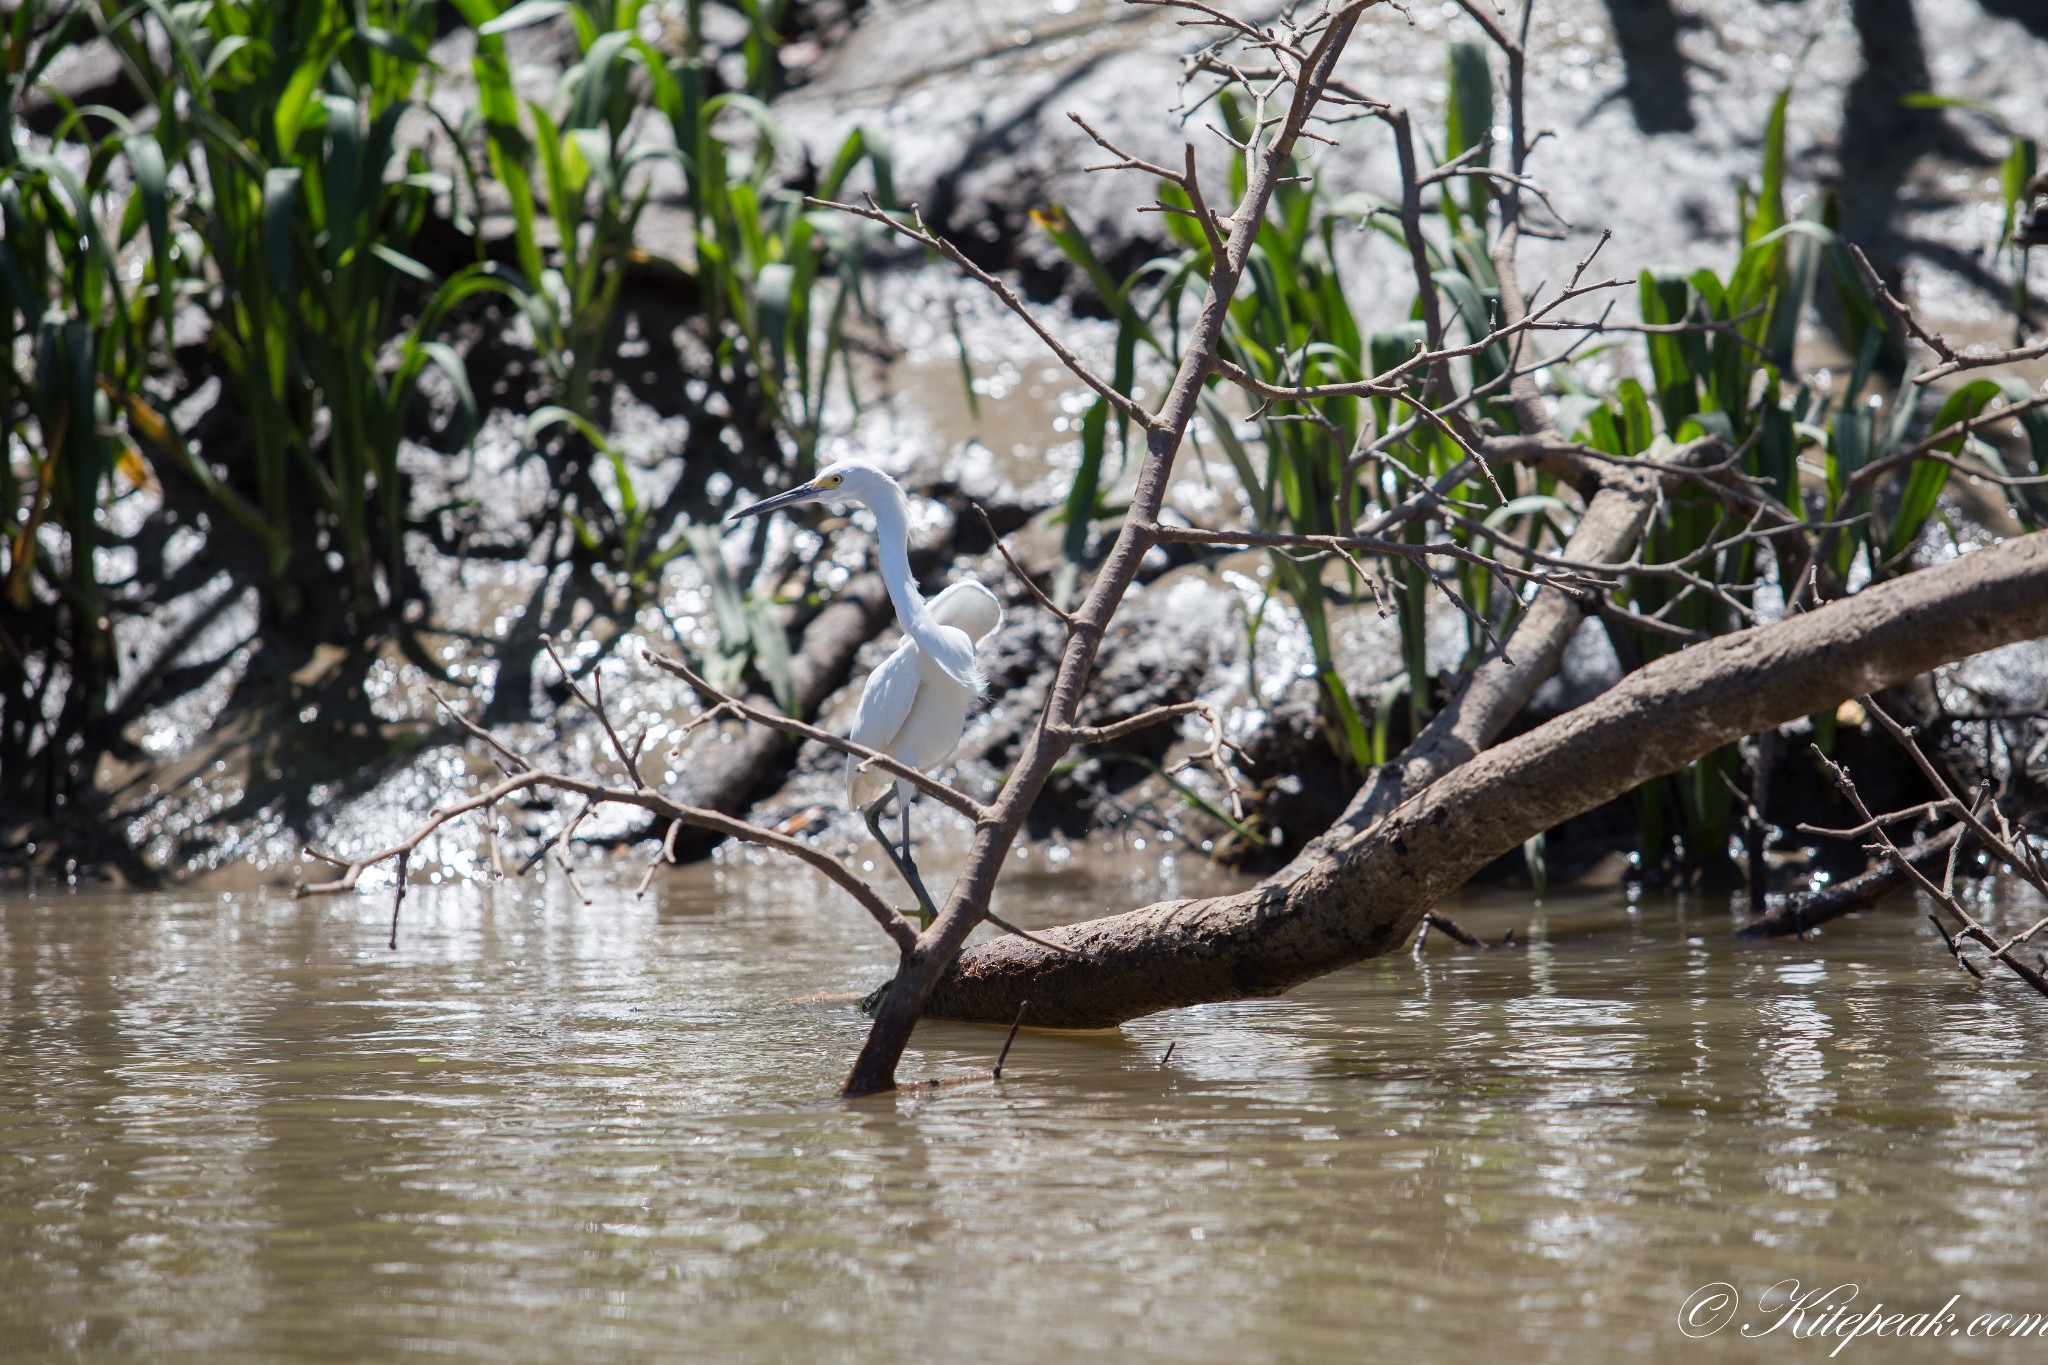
top-left (7, 858), bottom-right (2048, 1362)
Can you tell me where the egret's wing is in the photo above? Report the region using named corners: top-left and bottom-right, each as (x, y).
top-left (846, 641), bottom-right (921, 810)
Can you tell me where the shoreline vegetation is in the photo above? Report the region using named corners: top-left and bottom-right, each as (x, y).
top-left (5, 0), bottom-right (2047, 1092)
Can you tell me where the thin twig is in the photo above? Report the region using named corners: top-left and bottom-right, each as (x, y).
top-left (295, 768), bottom-right (920, 955)
top-left (983, 910), bottom-right (1091, 957)
top-left (540, 635), bottom-right (646, 792)
top-left (992, 999), bottom-right (1030, 1080)
top-left (643, 647), bottom-right (990, 821)
top-left (1850, 243), bottom-right (2048, 383)
top-left (1422, 910), bottom-right (1483, 947)
top-left (974, 502), bottom-right (1074, 625)
top-left (805, 194), bottom-right (1156, 430)
top-left (426, 684), bottom-right (531, 773)
top-left (389, 850), bottom-right (408, 951)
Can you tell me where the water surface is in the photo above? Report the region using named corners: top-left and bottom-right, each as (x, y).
top-left (7, 860), bottom-right (2048, 1361)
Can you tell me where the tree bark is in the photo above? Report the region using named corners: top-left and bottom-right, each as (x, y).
top-left (1285, 462), bottom-right (1658, 869)
top-left (921, 530), bottom-right (2048, 1028)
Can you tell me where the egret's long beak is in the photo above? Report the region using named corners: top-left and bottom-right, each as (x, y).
top-left (726, 481), bottom-right (822, 523)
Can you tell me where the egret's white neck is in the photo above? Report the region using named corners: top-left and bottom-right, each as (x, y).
top-left (863, 478), bottom-right (979, 687)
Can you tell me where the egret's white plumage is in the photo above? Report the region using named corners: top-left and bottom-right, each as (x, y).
top-left (845, 579), bottom-right (1003, 815)
top-left (726, 460), bottom-right (1005, 920)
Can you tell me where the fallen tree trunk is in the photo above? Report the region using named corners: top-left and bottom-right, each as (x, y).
top-left (923, 530), bottom-right (2048, 1028)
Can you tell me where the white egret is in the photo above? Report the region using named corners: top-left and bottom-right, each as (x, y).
top-left (727, 460), bottom-right (1003, 924)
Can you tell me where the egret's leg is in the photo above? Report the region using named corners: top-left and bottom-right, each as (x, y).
top-left (893, 799), bottom-right (941, 928)
top-left (864, 798), bottom-right (938, 928)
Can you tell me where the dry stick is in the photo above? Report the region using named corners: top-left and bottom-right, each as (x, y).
top-left (1716, 763), bottom-right (1769, 918)
top-left (1808, 742), bottom-right (2048, 997)
top-left (1345, 247), bottom-right (1624, 479)
top-left (972, 502), bottom-right (1074, 625)
top-left (983, 910), bottom-right (1092, 957)
top-left (1927, 912), bottom-right (1989, 980)
top-left (804, 193), bottom-right (1155, 432)
top-left (634, 818), bottom-right (683, 900)
top-left (1205, 268), bottom-right (1630, 406)
top-left (992, 999), bottom-right (1030, 1080)
top-left (425, 684), bottom-right (531, 774)
top-left (549, 798), bottom-right (597, 905)
top-left (541, 636), bottom-right (646, 791)
top-left (1056, 700), bottom-right (1211, 746)
top-left (514, 791), bottom-right (595, 879)
top-left (642, 648), bottom-right (989, 822)
top-left (1426, 164), bottom-right (1572, 229)
top-left (1145, 522), bottom-right (1607, 594)
top-left (1069, 110), bottom-right (1181, 182)
top-left (1421, 910), bottom-right (1483, 947)
top-left (1839, 391), bottom-right (2048, 505)
top-left (1180, 142), bottom-right (1230, 260)
top-left (294, 767), bottom-right (920, 955)
top-left (1860, 696), bottom-right (2048, 899)
top-left (1379, 106), bottom-right (1450, 374)
top-left (831, 0), bottom-right (1381, 1099)
top-left (1060, 699), bottom-right (1249, 822)
top-left (487, 801), bottom-right (503, 878)
top-left (1740, 823), bottom-right (1967, 939)
top-left (1802, 800), bottom-right (1954, 841)
top-left (389, 849), bottom-right (408, 951)
top-left (1850, 243), bottom-right (2048, 383)
top-left (1165, 703), bottom-right (1250, 820)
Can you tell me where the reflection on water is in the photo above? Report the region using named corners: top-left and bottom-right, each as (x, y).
top-left (6, 863), bottom-right (2048, 1361)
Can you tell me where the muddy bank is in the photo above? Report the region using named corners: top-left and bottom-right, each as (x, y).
top-left (776, 0), bottom-right (2048, 350)
top-left (9, 0), bottom-right (2046, 906)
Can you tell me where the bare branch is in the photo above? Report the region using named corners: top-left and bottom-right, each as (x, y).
top-left (1181, 142), bottom-right (1229, 259)
top-left (983, 911), bottom-right (1093, 957)
top-left (1861, 696), bottom-right (2048, 900)
top-left (1811, 738), bottom-right (2048, 997)
top-left (805, 194), bottom-right (1155, 431)
top-left (1143, 522), bottom-right (1609, 596)
top-left (1425, 164), bottom-right (1572, 228)
top-left (642, 647), bottom-right (990, 822)
top-left (426, 683), bottom-right (531, 773)
top-left (1841, 390), bottom-right (2048, 505)
top-left (1208, 271), bottom-right (1631, 406)
top-left (1069, 111), bottom-right (1181, 182)
top-left (541, 635), bottom-right (646, 791)
top-left (973, 502), bottom-right (1074, 625)
top-left (1056, 700), bottom-right (1209, 747)
top-left (1851, 244), bottom-right (2048, 383)
top-left (294, 767), bottom-right (920, 955)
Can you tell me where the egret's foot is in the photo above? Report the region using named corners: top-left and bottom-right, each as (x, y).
top-left (895, 848), bottom-right (940, 929)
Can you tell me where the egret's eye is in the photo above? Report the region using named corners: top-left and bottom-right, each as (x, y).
top-left (819, 474), bottom-right (844, 489)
